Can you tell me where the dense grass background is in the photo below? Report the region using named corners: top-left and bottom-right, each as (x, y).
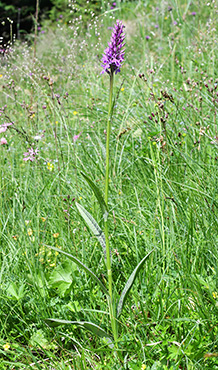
top-left (0, 1), bottom-right (218, 369)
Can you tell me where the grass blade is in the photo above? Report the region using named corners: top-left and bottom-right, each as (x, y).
top-left (46, 319), bottom-right (114, 348)
top-left (117, 249), bottom-right (154, 318)
top-left (76, 202), bottom-right (107, 261)
top-left (46, 245), bottom-right (108, 296)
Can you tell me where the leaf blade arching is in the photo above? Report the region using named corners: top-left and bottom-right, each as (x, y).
top-left (46, 319), bottom-right (114, 348)
top-left (81, 171), bottom-right (107, 216)
top-left (46, 245), bottom-right (108, 296)
top-left (117, 249), bottom-right (154, 318)
top-left (76, 202), bottom-right (107, 262)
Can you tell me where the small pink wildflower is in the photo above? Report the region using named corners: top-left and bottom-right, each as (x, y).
top-left (23, 147), bottom-right (39, 162)
top-left (0, 122), bottom-right (13, 134)
top-left (73, 132), bottom-right (82, 143)
top-left (0, 137), bottom-right (7, 145)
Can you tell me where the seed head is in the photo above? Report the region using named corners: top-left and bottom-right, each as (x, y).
top-left (101, 20), bottom-right (125, 75)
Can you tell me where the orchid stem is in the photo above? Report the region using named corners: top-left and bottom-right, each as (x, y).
top-left (104, 72), bottom-right (118, 345)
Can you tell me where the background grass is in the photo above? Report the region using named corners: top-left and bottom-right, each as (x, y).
top-left (0, 0), bottom-right (218, 369)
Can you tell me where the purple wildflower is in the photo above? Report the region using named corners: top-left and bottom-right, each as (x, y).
top-left (191, 12), bottom-right (196, 16)
top-left (101, 20), bottom-right (125, 75)
top-left (23, 147), bottom-right (39, 162)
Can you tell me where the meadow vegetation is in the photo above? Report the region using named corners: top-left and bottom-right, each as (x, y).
top-left (0, 0), bottom-right (218, 369)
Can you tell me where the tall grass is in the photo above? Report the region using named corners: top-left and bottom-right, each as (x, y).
top-left (0, 0), bottom-right (218, 369)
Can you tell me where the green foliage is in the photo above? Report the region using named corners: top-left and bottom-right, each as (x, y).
top-left (117, 250), bottom-right (154, 318)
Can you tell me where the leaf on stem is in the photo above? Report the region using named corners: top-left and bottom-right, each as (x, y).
top-left (46, 319), bottom-right (114, 348)
top-left (76, 202), bottom-right (107, 262)
top-left (46, 245), bottom-right (108, 296)
top-left (81, 171), bottom-right (107, 216)
top-left (117, 249), bottom-right (154, 318)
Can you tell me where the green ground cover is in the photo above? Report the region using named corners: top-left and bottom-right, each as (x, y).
top-left (0, 1), bottom-right (218, 369)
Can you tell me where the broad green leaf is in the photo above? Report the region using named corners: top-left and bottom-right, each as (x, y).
top-left (46, 319), bottom-right (113, 348)
top-left (46, 245), bottom-right (108, 296)
top-left (76, 202), bottom-right (107, 262)
top-left (81, 171), bottom-right (107, 216)
top-left (7, 282), bottom-right (26, 301)
top-left (49, 262), bottom-right (74, 297)
top-left (29, 329), bottom-right (50, 349)
top-left (117, 250), bottom-right (154, 318)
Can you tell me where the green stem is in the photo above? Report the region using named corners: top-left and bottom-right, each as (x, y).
top-left (105, 73), bottom-right (114, 205)
top-left (104, 72), bottom-right (118, 344)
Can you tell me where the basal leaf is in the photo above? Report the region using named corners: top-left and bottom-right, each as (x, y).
top-left (81, 171), bottom-right (107, 216)
top-left (46, 245), bottom-right (108, 296)
top-left (76, 202), bottom-right (107, 262)
top-left (117, 249), bottom-right (154, 318)
top-left (46, 319), bottom-right (113, 348)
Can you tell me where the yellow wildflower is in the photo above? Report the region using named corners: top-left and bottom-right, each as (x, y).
top-left (73, 111), bottom-right (78, 115)
top-left (27, 228), bottom-right (33, 236)
top-left (47, 162), bottom-right (54, 171)
top-left (212, 292), bottom-right (218, 299)
top-left (3, 343), bottom-right (10, 351)
top-left (141, 365), bottom-right (146, 370)
top-left (41, 217), bottom-right (46, 222)
top-left (121, 87), bottom-right (125, 92)
top-left (53, 233), bottom-right (59, 238)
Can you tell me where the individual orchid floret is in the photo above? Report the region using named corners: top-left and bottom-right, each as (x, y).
top-left (23, 147), bottom-right (39, 162)
top-left (101, 20), bottom-right (125, 75)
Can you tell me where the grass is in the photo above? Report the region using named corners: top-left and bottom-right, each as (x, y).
top-left (0, 0), bottom-right (218, 368)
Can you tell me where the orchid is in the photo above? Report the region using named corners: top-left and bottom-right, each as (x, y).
top-left (101, 20), bottom-right (125, 75)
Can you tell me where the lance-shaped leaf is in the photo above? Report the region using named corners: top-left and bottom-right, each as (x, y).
top-left (46, 319), bottom-right (114, 348)
top-left (117, 249), bottom-right (154, 318)
top-left (46, 245), bottom-right (108, 296)
top-left (81, 171), bottom-right (107, 216)
top-left (76, 202), bottom-right (107, 262)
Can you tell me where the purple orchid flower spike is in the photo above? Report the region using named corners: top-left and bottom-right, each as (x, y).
top-left (101, 20), bottom-right (125, 75)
